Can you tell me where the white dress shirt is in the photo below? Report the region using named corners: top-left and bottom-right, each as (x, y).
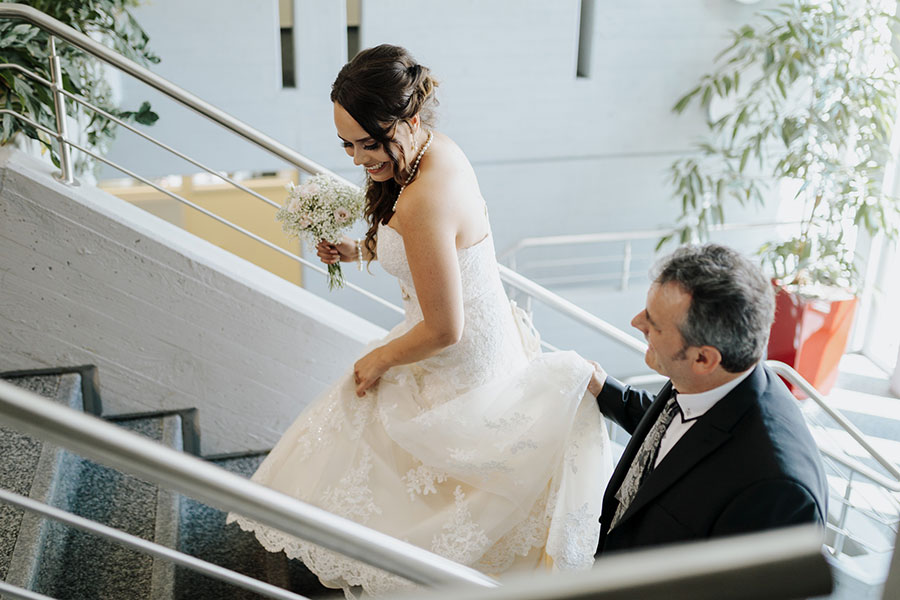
top-left (654, 366), bottom-right (755, 468)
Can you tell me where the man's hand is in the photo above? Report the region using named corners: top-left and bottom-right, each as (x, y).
top-left (586, 359), bottom-right (607, 397)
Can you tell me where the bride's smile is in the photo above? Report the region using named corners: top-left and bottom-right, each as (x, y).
top-left (365, 161), bottom-right (387, 175)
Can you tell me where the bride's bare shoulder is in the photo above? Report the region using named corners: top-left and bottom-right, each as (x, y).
top-left (429, 132), bottom-right (472, 171)
top-left (394, 132), bottom-right (482, 228)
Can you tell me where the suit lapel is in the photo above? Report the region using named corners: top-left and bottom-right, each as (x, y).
top-left (618, 418), bottom-right (731, 522)
top-left (610, 365), bottom-right (765, 528)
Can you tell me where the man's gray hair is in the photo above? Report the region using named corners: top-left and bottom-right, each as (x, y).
top-left (653, 244), bottom-right (775, 372)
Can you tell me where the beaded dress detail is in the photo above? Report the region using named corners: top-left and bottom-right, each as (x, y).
top-left (228, 221), bottom-right (613, 597)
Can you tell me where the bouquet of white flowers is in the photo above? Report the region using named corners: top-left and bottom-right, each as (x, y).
top-left (276, 173), bottom-right (366, 290)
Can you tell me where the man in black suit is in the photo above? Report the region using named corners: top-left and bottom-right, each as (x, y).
top-left (589, 244), bottom-right (827, 556)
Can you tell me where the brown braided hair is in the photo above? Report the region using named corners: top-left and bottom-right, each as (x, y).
top-left (330, 44), bottom-right (439, 261)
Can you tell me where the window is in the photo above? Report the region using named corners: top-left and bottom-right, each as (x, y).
top-left (576, 0), bottom-right (595, 78)
top-left (347, 0), bottom-right (361, 60)
top-left (279, 0), bottom-right (296, 88)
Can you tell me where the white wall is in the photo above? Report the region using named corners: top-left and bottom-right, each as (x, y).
top-left (100, 0), bottom-right (780, 377)
top-left (106, 0), bottom-right (776, 236)
top-left (0, 148), bottom-right (384, 454)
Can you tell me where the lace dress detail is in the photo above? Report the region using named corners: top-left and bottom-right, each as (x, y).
top-left (228, 223), bottom-right (613, 596)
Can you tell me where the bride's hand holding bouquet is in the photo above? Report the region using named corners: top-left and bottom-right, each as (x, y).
top-left (275, 173), bottom-right (365, 289)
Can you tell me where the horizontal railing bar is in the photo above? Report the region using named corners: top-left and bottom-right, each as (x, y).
top-left (0, 61), bottom-right (52, 86)
top-left (525, 273), bottom-right (638, 287)
top-left (823, 492), bottom-right (898, 527)
top-left (60, 90), bottom-right (281, 209)
top-left (498, 228), bottom-right (678, 260)
top-left (516, 255), bottom-right (652, 268)
top-left (826, 521), bottom-right (896, 554)
top-left (819, 446), bottom-right (900, 492)
top-left (0, 61), bottom-right (281, 209)
top-left (0, 4), bottom-right (346, 182)
top-left (499, 220), bottom-right (803, 261)
top-left (0, 581), bottom-right (56, 600)
top-left (0, 380), bottom-right (497, 589)
top-left (72, 142), bottom-right (404, 315)
top-left (0, 109), bottom-right (403, 316)
top-left (0, 487), bottom-right (310, 600)
top-left (498, 264), bottom-right (648, 355)
top-left (767, 361), bottom-right (900, 484)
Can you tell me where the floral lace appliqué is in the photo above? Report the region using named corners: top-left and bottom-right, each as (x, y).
top-left (320, 447), bottom-right (382, 523)
top-left (431, 486), bottom-right (491, 564)
top-left (554, 502), bottom-right (597, 570)
top-left (484, 411), bottom-right (530, 432)
top-left (402, 463), bottom-right (448, 501)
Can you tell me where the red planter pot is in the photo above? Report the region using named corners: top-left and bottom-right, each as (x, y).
top-left (767, 284), bottom-right (858, 398)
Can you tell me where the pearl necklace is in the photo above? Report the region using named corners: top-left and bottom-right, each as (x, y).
top-left (393, 130), bottom-right (433, 211)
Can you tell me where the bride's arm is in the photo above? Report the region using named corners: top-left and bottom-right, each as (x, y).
top-left (352, 188), bottom-right (464, 397)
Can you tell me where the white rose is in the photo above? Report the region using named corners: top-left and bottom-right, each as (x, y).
top-left (288, 197), bottom-right (301, 212)
top-left (333, 207), bottom-right (350, 222)
top-left (297, 216), bottom-right (312, 229)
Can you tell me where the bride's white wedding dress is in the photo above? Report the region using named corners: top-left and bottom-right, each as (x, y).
top-left (228, 221), bottom-right (613, 596)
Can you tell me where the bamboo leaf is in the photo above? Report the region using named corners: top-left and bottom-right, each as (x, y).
top-left (739, 146), bottom-right (751, 172)
top-left (673, 86), bottom-right (701, 113)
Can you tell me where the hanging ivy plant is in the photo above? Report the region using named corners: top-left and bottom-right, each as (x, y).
top-left (0, 0), bottom-right (159, 176)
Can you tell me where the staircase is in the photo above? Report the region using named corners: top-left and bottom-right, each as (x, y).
top-left (800, 359), bottom-right (900, 600)
top-left (0, 367), bottom-right (336, 600)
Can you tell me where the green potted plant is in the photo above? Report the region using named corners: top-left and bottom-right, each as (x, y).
top-left (665, 0), bottom-right (900, 395)
top-left (0, 0), bottom-right (159, 177)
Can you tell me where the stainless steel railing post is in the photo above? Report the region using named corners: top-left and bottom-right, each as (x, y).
top-left (833, 469), bottom-right (855, 558)
top-left (48, 36), bottom-right (74, 185)
top-left (621, 240), bottom-right (632, 290)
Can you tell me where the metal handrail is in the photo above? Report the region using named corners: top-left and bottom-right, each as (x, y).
top-left (498, 227), bottom-right (678, 262)
top-left (0, 32), bottom-right (405, 314)
top-left (410, 525), bottom-right (832, 600)
top-left (498, 220), bottom-right (804, 263)
top-left (0, 109), bottom-right (404, 315)
top-left (767, 361), bottom-right (900, 483)
top-left (497, 264), bottom-right (649, 354)
top-left (0, 59), bottom-right (277, 210)
top-left (0, 379), bottom-right (497, 590)
top-left (0, 4), bottom-right (343, 185)
top-left (819, 445), bottom-right (900, 493)
top-left (0, 487), bottom-right (309, 600)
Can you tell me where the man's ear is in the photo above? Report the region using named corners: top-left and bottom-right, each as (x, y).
top-left (691, 345), bottom-right (722, 376)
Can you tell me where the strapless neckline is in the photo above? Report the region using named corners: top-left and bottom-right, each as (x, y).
top-left (380, 223), bottom-right (491, 255)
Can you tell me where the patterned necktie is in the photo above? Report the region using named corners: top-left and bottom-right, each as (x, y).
top-left (610, 392), bottom-right (680, 530)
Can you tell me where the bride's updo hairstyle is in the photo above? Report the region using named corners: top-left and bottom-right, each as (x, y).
top-left (331, 44), bottom-right (439, 260)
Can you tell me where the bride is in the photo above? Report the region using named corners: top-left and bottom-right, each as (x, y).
top-left (228, 44), bottom-right (613, 596)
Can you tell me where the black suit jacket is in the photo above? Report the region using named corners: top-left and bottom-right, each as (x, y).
top-left (595, 363), bottom-right (827, 555)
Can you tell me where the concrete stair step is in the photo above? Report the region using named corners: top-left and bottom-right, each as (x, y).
top-left (0, 369), bottom-right (91, 593)
top-left (174, 452), bottom-right (334, 599)
top-left (27, 412), bottom-right (183, 600)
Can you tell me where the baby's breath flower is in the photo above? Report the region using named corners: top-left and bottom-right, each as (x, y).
top-left (275, 173), bottom-right (365, 289)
